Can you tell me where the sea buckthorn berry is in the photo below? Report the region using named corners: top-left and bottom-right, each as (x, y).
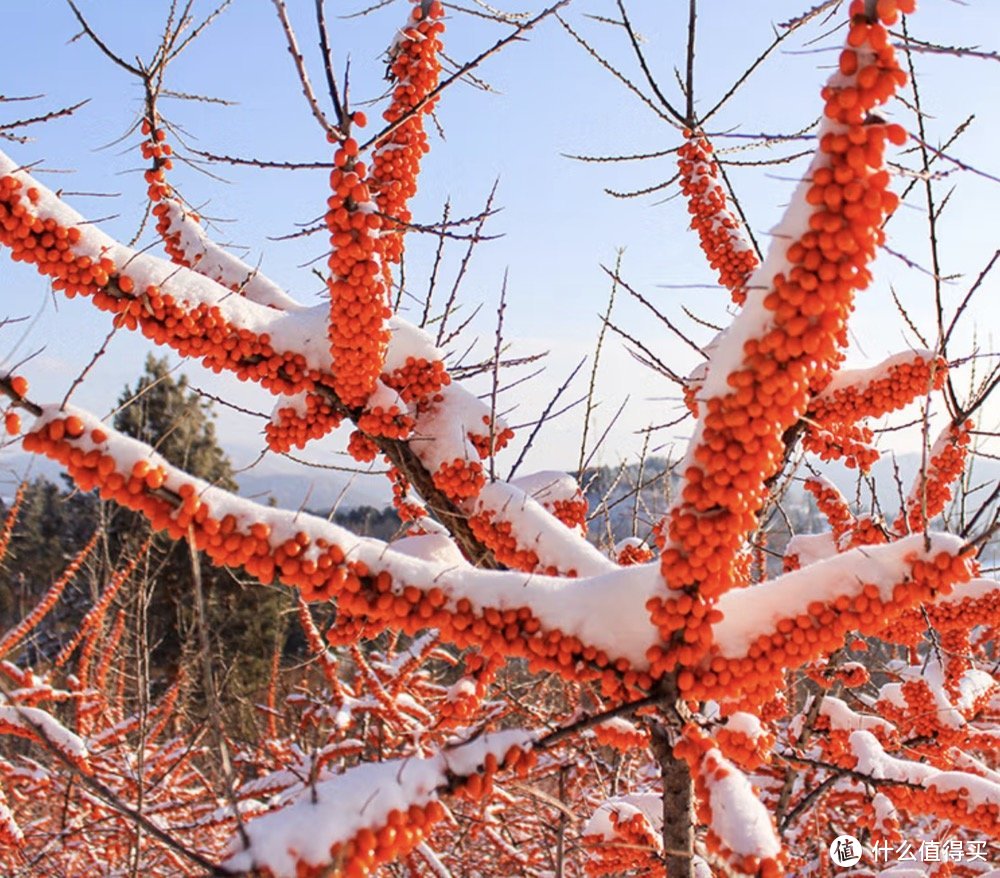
top-left (9, 375), bottom-right (28, 398)
top-left (677, 132), bottom-right (759, 305)
top-left (370, 0), bottom-right (444, 268)
top-left (382, 357), bottom-right (450, 409)
top-left (432, 458), bottom-right (484, 501)
top-left (651, 6), bottom-right (915, 677)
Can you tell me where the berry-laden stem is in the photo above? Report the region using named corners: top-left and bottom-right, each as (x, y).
top-left (650, 0), bottom-right (914, 680)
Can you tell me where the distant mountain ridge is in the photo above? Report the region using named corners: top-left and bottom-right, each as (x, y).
top-left (4, 448), bottom-right (995, 538)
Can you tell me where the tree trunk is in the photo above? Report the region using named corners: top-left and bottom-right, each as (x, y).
top-left (651, 676), bottom-right (694, 878)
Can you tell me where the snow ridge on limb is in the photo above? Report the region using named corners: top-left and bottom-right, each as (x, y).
top-left (0, 152), bottom-right (605, 573)
top-left (582, 794), bottom-right (663, 876)
top-left (141, 120), bottom-right (303, 312)
top-left (674, 725), bottom-right (783, 878)
top-left (680, 534), bottom-right (977, 704)
top-left (0, 155), bottom-right (339, 389)
top-left (802, 350), bottom-right (946, 473)
top-left (848, 730), bottom-right (1000, 836)
top-left (648, 0), bottom-right (914, 676)
top-left (470, 481), bottom-right (615, 577)
top-left (17, 404), bottom-right (660, 697)
top-left (0, 704), bottom-right (89, 766)
top-left (808, 349), bottom-right (944, 424)
top-left (222, 730), bottom-right (535, 878)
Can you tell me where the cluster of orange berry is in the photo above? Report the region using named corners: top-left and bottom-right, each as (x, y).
top-left (938, 628), bottom-right (973, 693)
top-left (466, 415), bottom-right (515, 460)
top-left (0, 482), bottom-right (24, 561)
top-left (382, 356), bottom-right (450, 408)
top-left (264, 741), bottom-right (541, 877)
top-left (289, 801), bottom-right (448, 878)
top-left (468, 512), bottom-right (542, 572)
top-left (582, 808), bottom-right (662, 877)
top-left (804, 656), bottom-right (868, 688)
top-left (370, 1), bottom-right (444, 267)
top-left (357, 404), bottom-right (414, 440)
top-left (646, 591), bottom-right (723, 673)
top-left (454, 743), bottom-right (537, 801)
top-left (802, 422), bottom-right (879, 471)
top-left (266, 393), bottom-right (344, 452)
top-left (326, 134), bottom-right (392, 408)
top-left (431, 458), bottom-right (485, 501)
top-left (141, 119), bottom-right (204, 279)
top-left (651, 0), bottom-right (912, 676)
top-left (334, 570), bottom-right (645, 699)
top-left (140, 119), bottom-right (174, 204)
top-left (388, 465), bottom-right (426, 521)
top-left (0, 177), bottom-right (97, 285)
top-left (466, 511), bottom-right (578, 576)
top-left (347, 429), bottom-right (379, 463)
top-left (809, 353), bottom-right (945, 426)
top-left (615, 539), bottom-right (655, 566)
top-left (591, 718), bottom-right (650, 752)
top-left (716, 717), bottom-right (774, 771)
top-left (674, 725), bottom-right (784, 878)
top-left (845, 514), bottom-right (888, 549)
top-left (889, 583), bottom-right (998, 649)
top-left (832, 662), bottom-right (870, 688)
top-left (20, 413), bottom-right (370, 598)
top-left (677, 132), bottom-right (759, 305)
top-left (437, 653), bottom-right (502, 722)
top-left (804, 477), bottom-right (854, 542)
top-left (900, 420), bottom-right (972, 532)
top-left (2, 375), bottom-right (29, 436)
top-left (550, 497), bottom-right (588, 532)
top-left (674, 547), bottom-right (975, 705)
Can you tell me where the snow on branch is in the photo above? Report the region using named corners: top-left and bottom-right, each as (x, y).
top-left (648, 4), bottom-right (916, 677)
top-left (0, 152), bottom-right (607, 575)
top-left (675, 726), bottom-right (783, 876)
top-left (222, 729), bottom-right (535, 878)
top-left (809, 348), bottom-right (944, 425)
top-left (0, 703), bottom-right (88, 765)
top-left (849, 730), bottom-right (1000, 834)
top-left (153, 198), bottom-right (304, 311)
top-left (676, 534), bottom-right (977, 703)
top-left (16, 403), bottom-right (661, 698)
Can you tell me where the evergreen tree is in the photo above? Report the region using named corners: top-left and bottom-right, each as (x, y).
top-left (112, 356), bottom-right (287, 725)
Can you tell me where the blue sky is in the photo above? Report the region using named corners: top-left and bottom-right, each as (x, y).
top-left (1, 0), bottom-right (998, 506)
